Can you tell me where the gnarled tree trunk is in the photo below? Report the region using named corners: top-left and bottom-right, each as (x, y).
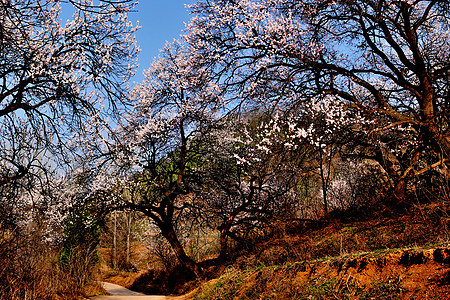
top-left (160, 221), bottom-right (203, 277)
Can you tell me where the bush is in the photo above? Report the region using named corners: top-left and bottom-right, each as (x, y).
top-left (59, 205), bottom-right (101, 271)
top-left (0, 227), bottom-right (101, 300)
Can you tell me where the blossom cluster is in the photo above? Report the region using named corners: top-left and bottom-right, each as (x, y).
top-left (231, 95), bottom-right (368, 169)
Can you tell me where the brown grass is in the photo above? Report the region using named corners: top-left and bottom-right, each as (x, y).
top-left (0, 234), bottom-right (103, 300)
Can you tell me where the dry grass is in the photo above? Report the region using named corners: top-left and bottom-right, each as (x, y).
top-left (0, 233), bottom-right (103, 300)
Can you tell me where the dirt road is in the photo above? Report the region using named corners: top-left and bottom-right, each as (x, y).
top-left (93, 282), bottom-right (186, 300)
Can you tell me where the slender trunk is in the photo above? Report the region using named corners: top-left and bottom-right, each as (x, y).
top-left (196, 225), bottom-right (200, 262)
top-left (113, 212), bottom-right (117, 269)
top-left (320, 162), bottom-right (328, 216)
top-left (126, 213), bottom-right (132, 267)
top-left (319, 150), bottom-right (332, 216)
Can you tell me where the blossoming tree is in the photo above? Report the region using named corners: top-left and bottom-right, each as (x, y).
top-left (0, 0), bottom-right (138, 185)
top-left (186, 0), bottom-right (450, 200)
top-left (0, 0), bottom-right (139, 256)
top-left (108, 41), bottom-right (221, 276)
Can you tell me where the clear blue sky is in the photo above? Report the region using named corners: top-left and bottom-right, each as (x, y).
top-left (129, 1), bottom-right (192, 83)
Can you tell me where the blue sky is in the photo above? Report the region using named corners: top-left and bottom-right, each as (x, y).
top-left (129, 1), bottom-right (192, 83)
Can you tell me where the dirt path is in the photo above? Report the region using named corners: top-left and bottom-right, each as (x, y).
top-left (93, 282), bottom-right (186, 300)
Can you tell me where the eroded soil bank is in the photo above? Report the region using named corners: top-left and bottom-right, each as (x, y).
top-left (193, 247), bottom-right (450, 299)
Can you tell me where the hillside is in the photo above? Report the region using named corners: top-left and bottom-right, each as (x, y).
top-left (193, 247), bottom-right (450, 299)
top-left (188, 202), bottom-right (450, 299)
top-left (101, 201), bottom-right (450, 299)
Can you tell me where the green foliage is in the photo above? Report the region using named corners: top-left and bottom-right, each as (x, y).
top-left (194, 268), bottom-right (244, 300)
top-left (58, 205), bottom-right (101, 270)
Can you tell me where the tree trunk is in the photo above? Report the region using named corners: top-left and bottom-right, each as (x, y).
top-left (320, 159), bottom-right (329, 216)
top-left (113, 212), bottom-right (117, 269)
top-left (421, 81), bottom-right (450, 161)
top-left (373, 147), bottom-right (408, 202)
top-left (160, 222), bottom-right (203, 277)
top-left (394, 178), bottom-right (407, 203)
top-left (218, 224), bottom-right (230, 260)
top-left (427, 122), bottom-right (450, 161)
top-left (217, 198), bottom-right (252, 260)
top-left (126, 212), bottom-right (132, 267)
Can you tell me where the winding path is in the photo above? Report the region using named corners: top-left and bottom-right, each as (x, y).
top-left (93, 282), bottom-right (186, 300)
